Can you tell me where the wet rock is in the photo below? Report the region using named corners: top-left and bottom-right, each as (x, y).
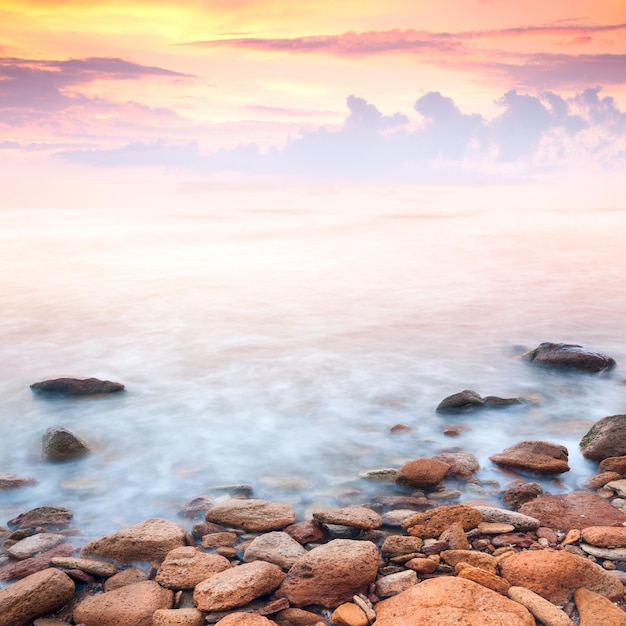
top-left (30, 376), bottom-right (125, 396)
top-left (401, 504), bottom-right (482, 538)
top-left (82, 518), bottom-right (188, 563)
top-left (502, 482), bottom-right (543, 508)
top-left (581, 415), bottom-right (626, 461)
top-left (0, 567), bottom-right (75, 626)
top-left (312, 505), bottom-right (382, 530)
top-left (574, 587), bottom-right (626, 626)
top-left (152, 608), bottom-right (205, 626)
top-left (472, 505), bottom-right (540, 530)
top-left (582, 471), bottom-right (623, 490)
top-left (242, 531), bottom-right (307, 570)
top-left (432, 451), bottom-right (480, 478)
top-left (50, 556), bottom-right (117, 577)
top-left (489, 440), bottom-right (570, 474)
top-left (519, 491), bottom-right (626, 531)
top-left (436, 389), bottom-right (485, 411)
top-left (8, 506), bottom-right (73, 530)
top-left (42, 426), bottom-right (91, 462)
top-left (215, 615), bottom-right (278, 626)
top-left (0, 544), bottom-right (75, 582)
top-left (274, 539), bottom-right (379, 609)
top-left (581, 526), bottom-right (626, 548)
top-left (8, 533), bottom-right (66, 560)
top-left (600, 456), bottom-right (626, 475)
top-left (193, 560), bottom-right (285, 612)
top-left (522, 342), bottom-right (616, 372)
top-left (500, 548), bottom-right (624, 604)
top-left (156, 546), bottom-right (231, 589)
top-left (0, 472), bottom-right (36, 491)
top-left (508, 586), bottom-right (573, 626)
top-left (178, 496), bottom-right (213, 519)
top-left (73, 579), bottom-right (173, 626)
top-left (395, 458), bottom-right (450, 488)
top-left (374, 576), bottom-right (535, 626)
top-left (375, 570), bottom-right (418, 598)
top-left (205, 499), bottom-right (295, 532)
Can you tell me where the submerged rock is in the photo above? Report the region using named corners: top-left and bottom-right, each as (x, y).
top-left (8, 506), bottom-right (73, 530)
top-left (42, 426), bottom-right (91, 462)
top-left (0, 473), bottom-right (36, 491)
top-left (522, 342), bottom-right (616, 372)
top-left (580, 415), bottom-right (626, 461)
top-left (30, 377), bottom-right (125, 397)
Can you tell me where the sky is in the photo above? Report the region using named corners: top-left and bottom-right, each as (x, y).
top-left (1, 0), bottom-right (625, 210)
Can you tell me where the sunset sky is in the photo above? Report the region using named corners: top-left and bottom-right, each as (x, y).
top-left (1, 0), bottom-right (625, 209)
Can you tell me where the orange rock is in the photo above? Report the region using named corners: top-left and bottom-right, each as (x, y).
top-left (395, 458), bottom-right (450, 488)
top-left (330, 602), bottom-right (369, 626)
top-left (457, 565), bottom-right (511, 595)
top-left (401, 504), bottom-right (482, 539)
top-left (574, 587), bottom-right (626, 626)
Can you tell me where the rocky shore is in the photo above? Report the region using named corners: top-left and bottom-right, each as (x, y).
top-left (2, 342), bottom-right (626, 625)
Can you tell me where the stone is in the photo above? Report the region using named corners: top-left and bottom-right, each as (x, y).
top-left (0, 473), bottom-right (36, 490)
top-left (583, 471), bottom-right (623, 490)
top-left (50, 555), bottom-right (117, 577)
top-left (472, 506), bottom-right (540, 529)
top-left (405, 557), bottom-right (438, 574)
top-left (273, 608), bottom-right (324, 625)
top-left (73, 580), bottom-right (173, 626)
top-left (606, 479), bottom-right (626, 497)
top-left (522, 342), bottom-right (616, 372)
top-left (519, 491), bottom-right (626, 531)
top-left (502, 482), bottom-right (543, 508)
top-left (283, 521), bottom-right (327, 545)
top-left (582, 526), bottom-right (626, 548)
top-left (581, 415), bottom-right (626, 461)
top-left (330, 602), bottom-right (368, 626)
top-left (457, 565), bottom-right (511, 594)
top-left (491, 532), bottom-right (535, 548)
top-left (8, 506), bottom-right (73, 530)
top-left (152, 608), bottom-right (205, 626)
top-left (432, 451), bottom-right (480, 478)
top-left (381, 535), bottom-right (423, 558)
top-left (478, 522), bottom-right (515, 534)
top-left (193, 560), bottom-right (285, 611)
top-left (375, 570), bottom-right (419, 598)
top-left (30, 377), bottom-right (125, 396)
top-left (42, 426), bottom-right (91, 462)
top-left (436, 389), bottom-right (485, 411)
top-left (7, 533), bottom-right (66, 560)
top-left (439, 521), bottom-right (470, 550)
top-left (0, 567), bottom-right (75, 626)
top-left (489, 440), bottom-right (570, 474)
top-left (82, 518), bottom-right (188, 562)
top-left (401, 504), bottom-right (482, 538)
top-left (104, 566), bottom-right (148, 591)
top-left (574, 587), bottom-right (626, 626)
top-left (395, 458), bottom-right (450, 488)
top-left (374, 576), bottom-right (535, 626)
top-left (580, 544), bottom-right (626, 560)
top-left (156, 546), bottom-right (231, 589)
top-left (242, 531), bottom-right (307, 570)
top-left (178, 496), bottom-right (213, 519)
top-left (205, 499), bottom-right (295, 532)
top-left (274, 539), bottom-right (379, 609)
top-left (440, 549), bottom-right (499, 574)
top-left (215, 615), bottom-right (278, 626)
top-left (601, 456), bottom-right (626, 475)
top-left (201, 532), bottom-right (238, 549)
top-left (312, 506), bottom-right (382, 530)
top-left (0, 544), bottom-right (75, 582)
top-left (508, 586), bottom-right (573, 626)
top-left (500, 548), bottom-right (624, 604)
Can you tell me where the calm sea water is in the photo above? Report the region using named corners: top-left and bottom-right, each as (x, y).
top-left (1, 204), bottom-right (626, 536)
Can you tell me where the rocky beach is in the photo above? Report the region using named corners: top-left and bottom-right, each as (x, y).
top-left (3, 343), bottom-right (626, 625)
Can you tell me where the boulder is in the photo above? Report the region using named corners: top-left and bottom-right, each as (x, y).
top-left (500, 548), bottom-right (624, 604)
top-left (600, 456), bottom-right (626, 474)
top-left (436, 390), bottom-right (485, 412)
top-left (522, 342), bottom-right (616, 372)
top-left (82, 518), bottom-right (188, 563)
top-left (73, 580), bottom-right (173, 626)
top-left (374, 576), bottom-right (535, 625)
top-left (395, 458), bottom-right (450, 488)
top-left (274, 539), bottom-right (379, 608)
top-left (155, 546), bottom-right (231, 589)
top-left (193, 560), bottom-right (285, 612)
top-left (242, 531), bottom-right (307, 570)
top-left (30, 377), bottom-right (125, 396)
top-left (312, 506), bottom-right (382, 530)
top-left (489, 441), bottom-right (570, 474)
top-left (42, 426), bottom-right (91, 462)
top-left (8, 506), bottom-right (73, 530)
top-left (519, 491), bottom-right (626, 531)
top-left (574, 587), bottom-right (626, 626)
top-left (205, 499), bottom-right (295, 532)
top-left (581, 415), bottom-right (626, 461)
top-left (0, 568), bottom-right (75, 626)
top-left (401, 504), bottom-right (482, 538)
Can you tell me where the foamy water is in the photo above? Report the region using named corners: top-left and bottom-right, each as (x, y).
top-left (1, 204), bottom-right (626, 535)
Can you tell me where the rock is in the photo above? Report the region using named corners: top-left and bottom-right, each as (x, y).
top-left (522, 342), bottom-right (616, 372)
top-left (152, 608), bottom-right (205, 626)
top-left (581, 526), bottom-right (626, 548)
top-left (73, 580), bottom-right (173, 626)
top-left (0, 473), bottom-right (36, 490)
top-left (582, 471), bottom-right (623, 490)
top-left (156, 546), bottom-right (231, 589)
top-left (42, 426), bottom-right (91, 462)
top-left (104, 567), bottom-right (148, 592)
top-left (274, 539), bottom-right (379, 609)
top-left (482, 395), bottom-right (528, 407)
top-left (178, 496), bottom-right (213, 519)
top-left (0, 567), bottom-right (75, 626)
top-left (201, 532), bottom-right (238, 549)
top-left (600, 456), bottom-right (626, 474)
top-left (508, 586), bottom-right (573, 626)
top-left (273, 608), bottom-right (324, 625)
top-left (82, 518), bottom-right (188, 562)
top-left (457, 565), bottom-right (511, 595)
top-left (432, 452), bottom-right (480, 478)
top-left (330, 602), bottom-right (368, 626)
top-left (395, 458), bottom-right (450, 488)
top-left (478, 522), bottom-right (516, 534)
top-left (439, 521), bottom-right (470, 550)
top-left (489, 440), bottom-right (570, 474)
top-left (205, 499), bottom-right (295, 532)
top-left (574, 587), bottom-right (626, 626)
top-left (405, 556), bottom-right (438, 574)
top-left (519, 492), bottom-right (626, 531)
top-left (436, 390), bottom-right (485, 411)
top-left (8, 506), bottom-right (73, 530)
top-left (472, 506), bottom-right (540, 530)
top-left (312, 506), bottom-right (382, 530)
top-left (401, 504), bottom-right (482, 538)
top-left (502, 482), bottom-right (543, 508)
top-left (381, 535), bottom-right (423, 558)
top-left (30, 377), bottom-right (125, 396)
top-left (581, 415), bottom-right (626, 461)
top-left (243, 531), bottom-right (307, 570)
top-left (50, 556), bottom-right (117, 577)
top-left (440, 549), bottom-right (499, 574)
top-left (500, 548), bottom-right (624, 604)
top-left (491, 532), bottom-right (535, 548)
top-left (606, 479), bottom-right (626, 497)
top-left (375, 570), bottom-right (419, 598)
top-left (7, 533), bottom-right (66, 560)
top-left (193, 560), bottom-right (285, 612)
top-left (283, 521), bottom-right (327, 545)
top-left (214, 615), bottom-right (278, 626)
top-left (580, 544), bottom-right (626, 560)
top-left (374, 576), bottom-right (535, 626)
top-left (0, 544), bottom-right (75, 582)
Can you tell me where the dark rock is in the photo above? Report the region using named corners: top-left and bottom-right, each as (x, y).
top-left (30, 377), bottom-right (125, 397)
top-left (489, 441), bottom-right (570, 474)
top-left (8, 506), bottom-right (74, 530)
top-left (522, 342), bottom-right (615, 373)
top-left (580, 415), bottom-right (626, 461)
top-left (502, 483), bottom-right (543, 508)
top-left (436, 390), bottom-right (484, 412)
top-left (42, 426), bottom-right (91, 462)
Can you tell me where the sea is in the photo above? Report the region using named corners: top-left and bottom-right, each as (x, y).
top-left (1, 202), bottom-right (626, 539)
